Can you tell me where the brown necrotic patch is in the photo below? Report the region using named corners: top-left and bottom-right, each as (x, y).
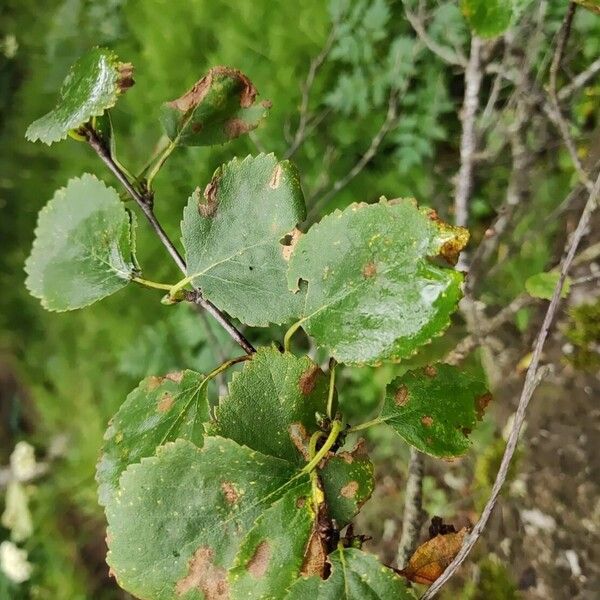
top-left (247, 541), bottom-right (271, 578)
top-left (199, 179), bottom-right (219, 218)
top-left (175, 546), bottom-right (229, 600)
top-left (220, 481), bottom-right (239, 505)
top-left (157, 392), bottom-right (174, 413)
top-left (395, 385), bottom-right (409, 407)
top-left (475, 392), bottom-right (492, 420)
top-left (224, 118), bottom-right (252, 139)
top-left (269, 164), bottom-right (283, 189)
top-left (288, 422), bottom-right (310, 460)
top-left (340, 481), bottom-right (359, 498)
top-left (298, 365), bottom-right (320, 395)
top-left (362, 261), bottom-right (377, 278)
top-left (423, 365), bottom-right (437, 378)
top-left (421, 416), bottom-right (434, 427)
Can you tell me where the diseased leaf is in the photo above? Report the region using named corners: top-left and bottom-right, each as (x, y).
top-left (460, 0), bottom-right (514, 38)
top-left (26, 47), bottom-right (133, 145)
top-left (286, 547), bottom-right (416, 599)
top-left (320, 441), bottom-right (374, 527)
top-left (207, 347), bottom-right (331, 464)
top-left (229, 490), bottom-right (315, 599)
top-left (160, 67), bottom-right (270, 146)
top-left (381, 364), bottom-right (490, 457)
top-left (96, 370), bottom-right (209, 506)
top-left (525, 271), bottom-right (571, 300)
top-left (181, 154), bottom-right (306, 326)
top-left (401, 528), bottom-right (468, 585)
top-left (106, 438), bottom-right (311, 600)
top-left (25, 174), bottom-right (138, 312)
top-left (287, 199), bottom-right (468, 365)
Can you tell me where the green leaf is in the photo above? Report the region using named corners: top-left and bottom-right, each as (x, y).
top-left (25, 47), bottom-right (133, 145)
top-left (207, 347), bottom-right (331, 464)
top-left (181, 154), bottom-right (306, 326)
top-left (287, 199), bottom-right (468, 365)
top-left (525, 271), bottom-right (571, 300)
top-left (96, 370), bottom-right (210, 506)
top-left (160, 67), bottom-right (270, 146)
top-left (106, 438), bottom-right (312, 600)
top-left (229, 490), bottom-right (315, 599)
top-left (286, 547), bottom-right (416, 599)
top-left (381, 364), bottom-right (491, 458)
top-left (320, 444), bottom-right (374, 528)
top-left (25, 174), bottom-right (138, 311)
top-left (460, 0), bottom-right (515, 38)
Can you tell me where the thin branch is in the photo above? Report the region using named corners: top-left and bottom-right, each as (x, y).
top-left (422, 169), bottom-right (600, 599)
top-left (545, 3), bottom-right (593, 192)
top-left (285, 28), bottom-right (337, 158)
top-left (558, 55), bottom-right (600, 101)
top-left (396, 448), bottom-right (425, 569)
top-left (403, 3), bottom-right (467, 67)
top-left (84, 126), bottom-right (255, 355)
top-left (306, 90), bottom-right (399, 222)
top-left (454, 36), bottom-right (484, 234)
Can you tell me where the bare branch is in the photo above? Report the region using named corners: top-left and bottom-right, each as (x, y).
top-left (422, 169), bottom-right (600, 599)
top-left (84, 126), bottom-right (255, 355)
top-left (403, 3), bottom-right (467, 67)
top-left (396, 448), bottom-right (426, 569)
top-left (286, 28), bottom-right (337, 158)
top-left (306, 91), bottom-right (400, 222)
top-left (454, 37), bottom-right (484, 235)
top-left (558, 56), bottom-right (600, 101)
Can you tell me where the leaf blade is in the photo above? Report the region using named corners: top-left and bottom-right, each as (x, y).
top-left (160, 67), bottom-right (269, 146)
top-left (381, 364), bottom-right (491, 457)
top-left (25, 174), bottom-right (137, 311)
top-left (25, 47), bottom-right (132, 145)
top-left (96, 370), bottom-right (210, 506)
top-left (207, 347), bottom-right (330, 464)
top-left (287, 199), bottom-right (468, 365)
top-left (181, 154), bottom-right (307, 326)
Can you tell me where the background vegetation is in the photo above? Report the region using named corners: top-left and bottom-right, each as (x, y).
top-left (1, 0), bottom-right (598, 598)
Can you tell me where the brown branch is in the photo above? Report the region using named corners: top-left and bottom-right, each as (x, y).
top-left (422, 169), bottom-right (600, 599)
top-left (396, 448), bottom-right (426, 569)
top-left (84, 126), bottom-right (255, 355)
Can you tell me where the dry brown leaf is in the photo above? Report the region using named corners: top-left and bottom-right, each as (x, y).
top-left (400, 527), bottom-right (468, 585)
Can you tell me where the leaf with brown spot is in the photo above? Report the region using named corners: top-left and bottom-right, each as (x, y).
top-left (400, 528), bottom-right (468, 585)
top-left (300, 527), bottom-right (328, 578)
top-left (281, 228), bottom-right (302, 262)
top-left (106, 438), bottom-right (310, 600)
top-left (320, 442), bottom-right (374, 527)
top-left (160, 66), bottom-right (269, 146)
top-left (97, 370), bottom-right (209, 506)
top-left (286, 547), bottom-right (416, 599)
top-left (208, 347), bottom-right (330, 464)
top-left (181, 154), bottom-right (307, 326)
top-left (381, 364), bottom-right (490, 458)
top-left (229, 477), bottom-right (314, 598)
top-left (287, 198), bottom-right (467, 365)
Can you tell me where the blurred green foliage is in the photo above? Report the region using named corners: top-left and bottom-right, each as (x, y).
top-left (1, 0), bottom-right (599, 597)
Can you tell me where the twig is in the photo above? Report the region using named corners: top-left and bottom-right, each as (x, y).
top-left (84, 126), bottom-right (255, 355)
top-left (396, 448), bottom-right (425, 569)
top-left (306, 90), bottom-right (399, 221)
top-left (454, 36), bottom-right (484, 234)
top-left (285, 28), bottom-right (337, 159)
top-left (422, 169), bottom-right (600, 599)
top-left (403, 3), bottom-right (467, 67)
top-left (545, 3), bottom-right (593, 192)
top-left (558, 56), bottom-right (600, 101)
